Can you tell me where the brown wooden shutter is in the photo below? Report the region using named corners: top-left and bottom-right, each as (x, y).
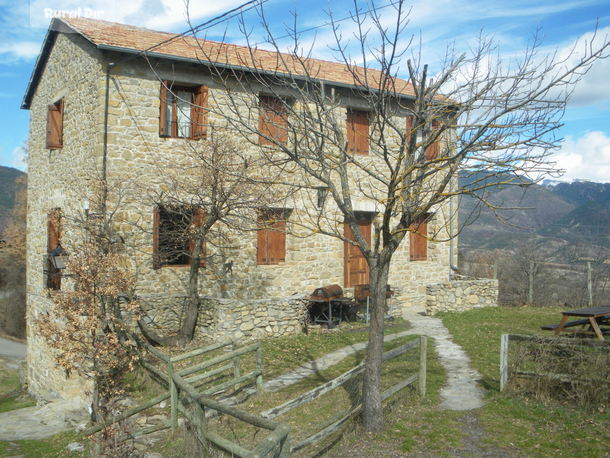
top-left (159, 81), bottom-right (169, 137)
top-left (257, 214), bottom-right (268, 265)
top-left (347, 109), bottom-right (369, 155)
top-left (425, 119), bottom-right (440, 160)
top-left (190, 207), bottom-right (206, 267)
top-left (405, 115), bottom-right (413, 148)
top-left (259, 96), bottom-right (287, 146)
top-left (269, 219), bottom-right (286, 264)
top-left (46, 100), bottom-right (63, 149)
top-left (191, 85), bottom-right (208, 140)
top-left (152, 206), bottom-right (160, 269)
top-left (257, 210), bottom-right (286, 265)
top-left (47, 209), bottom-right (61, 289)
top-left (409, 218), bottom-right (428, 261)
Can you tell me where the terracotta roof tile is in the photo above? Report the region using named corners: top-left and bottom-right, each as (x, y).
top-left (60, 17), bottom-right (415, 97)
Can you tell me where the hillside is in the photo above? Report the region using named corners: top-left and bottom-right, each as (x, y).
top-left (458, 174), bottom-right (610, 251)
top-left (0, 166), bottom-right (26, 233)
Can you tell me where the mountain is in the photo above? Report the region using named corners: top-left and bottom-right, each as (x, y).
top-left (0, 166), bottom-right (26, 232)
top-left (458, 174), bottom-right (610, 251)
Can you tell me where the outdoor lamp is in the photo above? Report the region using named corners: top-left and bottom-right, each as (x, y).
top-left (50, 243), bottom-right (68, 269)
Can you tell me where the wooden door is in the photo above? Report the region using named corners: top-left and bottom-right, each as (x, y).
top-left (344, 216), bottom-right (372, 287)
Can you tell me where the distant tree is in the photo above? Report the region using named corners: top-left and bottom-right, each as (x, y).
top-left (0, 174), bottom-right (27, 338)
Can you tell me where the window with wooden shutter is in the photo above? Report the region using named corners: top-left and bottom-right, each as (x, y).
top-left (409, 216), bottom-right (428, 261)
top-left (258, 95), bottom-right (288, 146)
top-left (159, 81), bottom-right (208, 139)
top-left (46, 209), bottom-right (62, 289)
top-left (46, 99), bottom-right (64, 149)
top-left (257, 209), bottom-right (287, 265)
top-left (347, 109), bottom-right (369, 155)
top-left (153, 205), bottom-right (206, 268)
top-left (425, 119), bottom-right (441, 160)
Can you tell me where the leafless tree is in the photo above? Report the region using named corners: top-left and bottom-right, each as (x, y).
top-left (159, 0), bottom-right (610, 430)
top-left (137, 133), bottom-right (284, 346)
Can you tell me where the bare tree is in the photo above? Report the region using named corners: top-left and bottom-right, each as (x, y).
top-left (150, 0), bottom-right (610, 430)
top-left (137, 132), bottom-right (284, 346)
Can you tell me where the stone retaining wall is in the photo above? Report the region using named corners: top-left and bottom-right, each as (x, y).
top-left (141, 294), bottom-right (309, 342)
top-left (426, 279), bottom-right (498, 315)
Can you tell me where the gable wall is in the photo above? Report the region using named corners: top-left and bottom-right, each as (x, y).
top-left (26, 31), bottom-right (105, 402)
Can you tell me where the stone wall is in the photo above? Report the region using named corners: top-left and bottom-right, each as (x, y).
top-left (26, 31), bottom-right (103, 402)
top-left (140, 294), bottom-right (308, 342)
top-left (425, 279), bottom-right (498, 315)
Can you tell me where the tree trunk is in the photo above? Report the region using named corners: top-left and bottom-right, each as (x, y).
top-left (179, 238), bottom-right (202, 341)
top-left (362, 257), bottom-right (390, 432)
top-left (138, 238), bottom-right (203, 347)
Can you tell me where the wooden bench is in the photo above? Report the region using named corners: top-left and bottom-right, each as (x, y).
top-left (541, 319), bottom-right (590, 331)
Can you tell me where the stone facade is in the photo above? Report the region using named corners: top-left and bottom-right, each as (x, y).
top-left (24, 23), bottom-right (457, 401)
top-left (425, 279), bottom-right (499, 315)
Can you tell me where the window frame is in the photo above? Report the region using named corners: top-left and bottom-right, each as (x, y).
top-left (152, 205), bottom-right (207, 269)
top-left (258, 94), bottom-right (288, 146)
top-left (346, 108), bottom-right (370, 155)
top-left (256, 208), bottom-right (289, 265)
top-left (409, 214), bottom-right (431, 261)
top-left (46, 208), bottom-right (62, 290)
top-left (46, 99), bottom-right (64, 150)
top-left (159, 81), bottom-right (208, 140)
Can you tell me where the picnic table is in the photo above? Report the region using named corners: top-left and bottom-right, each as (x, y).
top-left (541, 305), bottom-right (610, 341)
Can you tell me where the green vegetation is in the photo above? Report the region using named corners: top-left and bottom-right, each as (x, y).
top-left (440, 306), bottom-right (609, 457)
top-left (0, 359), bottom-right (34, 412)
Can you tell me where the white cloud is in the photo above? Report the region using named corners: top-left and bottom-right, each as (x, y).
top-left (554, 131), bottom-right (610, 182)
top-left (7, 145), bottom-right (27, 171)
top-left (144, 0), bottom-right (248, 31)
top-left (0, 41), bottom-right (41, 61)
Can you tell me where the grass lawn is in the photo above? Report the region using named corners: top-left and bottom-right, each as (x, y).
top-left (439, 306), bottom-right (610, 457)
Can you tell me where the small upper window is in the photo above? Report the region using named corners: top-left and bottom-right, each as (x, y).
top-left (258, 95), bottom-right (288, 146)
top-left (46, 99), bottom-right (64, 149)
top-left (159, 81), bottom-right (208, 139)
top-left (346, 109), bottom-right (369, 155)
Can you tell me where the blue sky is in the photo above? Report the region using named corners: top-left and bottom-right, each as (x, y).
top-left (0, 0), bottom-right (608, 181)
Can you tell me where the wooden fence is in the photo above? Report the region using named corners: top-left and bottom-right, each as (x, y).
top-left (87, 335), bottom-right (428, 456)
top-left (499, 334), bottom-right (610, 391)
top-left (261, 335), bottom-right (427, 454)
top-left (87, 340), bottom-right (290, 457)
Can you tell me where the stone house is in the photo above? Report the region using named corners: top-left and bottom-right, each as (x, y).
top-left (22, 17), bottom-right (458, 401)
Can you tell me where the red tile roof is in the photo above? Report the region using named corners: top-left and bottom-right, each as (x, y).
top-left (61, 17), bottom-right (415, 97)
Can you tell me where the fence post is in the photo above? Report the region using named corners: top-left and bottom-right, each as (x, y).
top-left (527, 261), bottom-right (536, 305)
top-left (232, 339), bottom-right (241, 379)
top-left (587, 261), bottom-right (593, 306)
top-left (256, 344), bottom-right (264, 393)
top-left (189, 400), bottom-right (208, 456)
top-left (418, 335), bottom-right (427, 399)
top-left (500, 334), bottom-right (509, 391)
top-left (167, 360), bottom-right (178, 430)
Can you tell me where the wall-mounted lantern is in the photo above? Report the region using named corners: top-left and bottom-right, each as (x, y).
top-left (50, 243), bottom-right (68, 270)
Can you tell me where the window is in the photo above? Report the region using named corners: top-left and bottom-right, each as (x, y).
top-left (257, 209), bottom-right (288, 265)
top-left (258, 95), bottom-right (288, 146)
top-left (346, 109), bottom-right (369, 155)
top-left (406, 116), bottom-right (440, 160)
top-left (152, 205), bottom-right (206, 268)
top-left (425, 119), bottom-right (441, 160)
top-left (47, 209), bottom-right (61, 290)
top-left (409, 215), bottom-right (429, 261)
top-left (46, 99), bottom-right (64, 149)
top-left (159, 81), bottom-right (208, 139)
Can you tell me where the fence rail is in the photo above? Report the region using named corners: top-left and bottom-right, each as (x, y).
top-left (261, 336), bottom-right (427, 454)
top-left (499, 333), bottom-right (610, 391)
